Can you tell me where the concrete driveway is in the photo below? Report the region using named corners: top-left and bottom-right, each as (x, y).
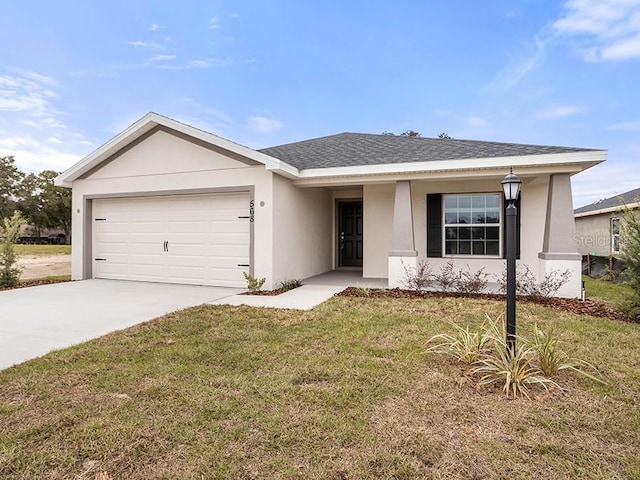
top-left (0, 279), bottom-right (242, 370)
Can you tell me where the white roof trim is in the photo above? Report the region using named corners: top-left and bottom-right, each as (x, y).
top-left (575, 201), bottom-right (640, 218)
top-left (55, 112), bottom-right (299, 187)
top-left (296, 150), bottom-right (606, 180)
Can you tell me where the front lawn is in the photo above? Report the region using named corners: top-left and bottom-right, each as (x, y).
top-left (583, 275), bottom-right (633, 309)
top-left (1, 297), bottom-right (639, 479)
top-left (14, 244), bottom-right (71, 255)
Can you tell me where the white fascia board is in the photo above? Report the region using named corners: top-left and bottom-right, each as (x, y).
top-left (55, 112), bottom-right (299, 187)
top-left (575, 201), bottom-right (640, 218)
top-left (296, 150), bottom-right (607, 180)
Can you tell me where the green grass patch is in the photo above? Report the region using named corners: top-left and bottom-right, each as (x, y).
top-left (14, 244), bottom-right (71, 255)
top-left (0, 297), bottom-right (639, 479)
top-left (583, 275), bottom-right (633, 308)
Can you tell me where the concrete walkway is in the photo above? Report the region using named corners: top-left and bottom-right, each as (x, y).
top-left (0, 280), bottom-right (242, 370)
top-left (210, 270), bottom-right (388, 310)
top-left (209, 284), bottom-right (345, 310)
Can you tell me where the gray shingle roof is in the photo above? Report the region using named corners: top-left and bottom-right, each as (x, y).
top-left (258, 132), bottom-right (597, 170)
top-left (574, 187), bottom-right (640, 215)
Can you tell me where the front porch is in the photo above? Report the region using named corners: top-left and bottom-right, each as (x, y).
top-left (303, 270), bottom-right (388, 288)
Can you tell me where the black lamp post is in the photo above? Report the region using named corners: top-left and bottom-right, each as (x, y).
top-left (501, 168), bottom-right (522, 355)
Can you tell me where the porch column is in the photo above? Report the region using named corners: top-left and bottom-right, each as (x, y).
top-left (538, 174), bottom-right (582, 298)
top-left (388, 180), bottom-right (418, 288)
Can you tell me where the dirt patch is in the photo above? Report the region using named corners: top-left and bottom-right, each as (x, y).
top-left (336, 287), bottom-right (630, 322)
top-left (16, 254), bottom-right (71, 280)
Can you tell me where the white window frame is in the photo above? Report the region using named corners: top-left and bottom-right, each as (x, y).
top-left (611, 217), bottom-right (620, 254)
top-left (442, 193), bottom-right (502, 258)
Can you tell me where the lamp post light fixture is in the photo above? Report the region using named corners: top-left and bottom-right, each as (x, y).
top-left (501, 168), bottom-right (522, 355)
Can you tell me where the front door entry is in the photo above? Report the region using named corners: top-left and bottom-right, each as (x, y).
top-left (338, 201), bottom-right (363, 267)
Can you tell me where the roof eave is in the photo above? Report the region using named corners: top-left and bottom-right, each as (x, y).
top-left (294, 150), bottom-right (607, 182)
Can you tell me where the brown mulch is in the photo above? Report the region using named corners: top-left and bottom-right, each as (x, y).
top-left (336, 287), bottom-right (630, 322)
top-left (0, 278), bottom-right (71, 292)
top-left (242, 288), bottom-right (291, 296)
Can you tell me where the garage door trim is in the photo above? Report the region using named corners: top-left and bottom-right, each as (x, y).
top-left (83, 186), bottom-right (254, 281)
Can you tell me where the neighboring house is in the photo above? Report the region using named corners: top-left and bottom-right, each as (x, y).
top-left (55, 112), bottom-right (606, 298)
top-left (574, 187), bottom-right (640, 257)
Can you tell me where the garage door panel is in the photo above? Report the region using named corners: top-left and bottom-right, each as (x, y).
top-left (211, 245), bottom-right (250, 257)
top-left (131, 222), bottom-right (165, 234)
top-left (94, 192), bottom-right (250, 287)
top-left (98, 243), bottom-right (129, 254)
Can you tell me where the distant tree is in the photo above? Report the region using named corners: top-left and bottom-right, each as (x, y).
top-left (381, 130), bottom-right (422, 137)
top-left (0, 156), bottom-right (24, 220)
top-left (401, 130), bottom-right (421, 137)
top-left (18, 170), bottom-right (71, 243)
top-left (438, 132), bottom-right (452, 139)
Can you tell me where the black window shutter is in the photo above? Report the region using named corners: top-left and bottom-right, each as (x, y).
top-left (503, 195), bottom-right (521, 260)
top-left (427, 194), bottom-right (442, 258)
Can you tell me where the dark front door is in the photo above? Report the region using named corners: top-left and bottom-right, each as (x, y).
top-left (338, 201), bottom-right (363, 267)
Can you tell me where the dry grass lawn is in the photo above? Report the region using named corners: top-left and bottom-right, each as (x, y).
top-left (0, 296), bottom-right (639, 479)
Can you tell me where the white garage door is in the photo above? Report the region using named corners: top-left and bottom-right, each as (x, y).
top-left (93, 192), bottom-right (251, 287)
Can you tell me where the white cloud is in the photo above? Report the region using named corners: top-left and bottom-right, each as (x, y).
top-left (573, 158), bottom-right (640, 207)
top-left (537, 103), bottom-right (587, 118)
top-left (127, 40), bottom-right (163, 49)
top-left (150, 54), bottom-right (177, 62)
top-left (210, 17), bottom-right (220, 29)
top-left (488, 35), bottom-right (548, 94)
top-left (188, 59), bottom-right (210, 68)
top-left (150, 23), bottom-right (163, 31)
top-left (0, 70), bottom-right (90, 174)
top-left (607, 120), bottom-right (640, 130)
top-left (0, 135), bottom-right (81, 173)
top-left (554, 0), bottom-right (640, 61)
top-left (247, 115), bottom-right (283, 134)
top-left (468, 116), bottom-right (488, 127)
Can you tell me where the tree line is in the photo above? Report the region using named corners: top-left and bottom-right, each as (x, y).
top-left (0, 155), bottom-right (71, 244)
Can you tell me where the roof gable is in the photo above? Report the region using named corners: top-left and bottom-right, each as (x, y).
top-left (55, 112), bottom-right (297, 187)
top-left (83, 128), bottom-right (256, 181)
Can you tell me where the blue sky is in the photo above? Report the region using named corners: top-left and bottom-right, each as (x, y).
top-left (1, 0), bottom-right (640, 207)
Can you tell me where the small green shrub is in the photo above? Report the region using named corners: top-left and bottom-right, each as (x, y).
top-left (242, 272), bottom-right (266, 291)
top-left (276, 279), bottom-right (303, 291)
top-left (426, 315), bottom-right (498, 364)
top-left (530, 324), bottom-right (605, 384)
top-left (428, 315), bottom-right (605, 398)
top-left (473, 338), bottom-right (559, 399)
top-left (0, 211), bottom-right (27, 287)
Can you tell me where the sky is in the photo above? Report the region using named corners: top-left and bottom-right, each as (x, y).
top-left (1, 0), bottom-right (640, 208)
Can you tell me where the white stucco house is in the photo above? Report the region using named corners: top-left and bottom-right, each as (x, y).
top-left (55, 112), bottom-right (606, 298)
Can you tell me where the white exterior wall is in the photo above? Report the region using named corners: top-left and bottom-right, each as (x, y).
top-left (271, 175), bottom-right (333, 284)
top-left (363, 183), bottom-right (394, 278)
top-left (361, 177), bottom-right (569, 294)
top-left (70, 130), bottom-right (276, 288)
top-left (412, 179), bottom-right (510, 280)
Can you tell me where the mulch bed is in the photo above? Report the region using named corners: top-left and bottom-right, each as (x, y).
top-left (336, 287), bottom-right (631, 322)
top-left (0, 279), bottom-right (71, 292)
top-left (242, 288), bottom-right (292, 296)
